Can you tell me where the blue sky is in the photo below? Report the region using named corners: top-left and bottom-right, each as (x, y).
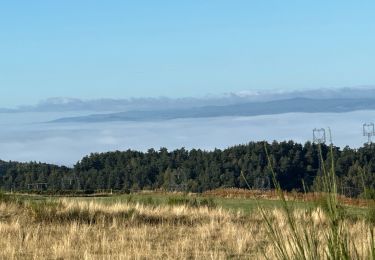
top-left (1, 1), bottom-right (375, 107)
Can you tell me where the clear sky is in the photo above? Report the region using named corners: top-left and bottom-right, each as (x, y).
top-left (1, 1), bottom-right (375, 107)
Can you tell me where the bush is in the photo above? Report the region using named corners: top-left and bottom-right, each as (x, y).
top-left (167, 196), bottom-right (216, 208)
top-left (167, 197), bottom-right (191, 206)
top-left (0, 191), bottom-right (12, 203)
top-left (0, 191), bottom-right (22, 205)
top-left (360, 188), bottom-right (375, 200)
top-left (199, 198), bottom-right (217, 209)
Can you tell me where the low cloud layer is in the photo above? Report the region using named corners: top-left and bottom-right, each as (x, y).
top-left (0, 111), bottom-right (373, 166)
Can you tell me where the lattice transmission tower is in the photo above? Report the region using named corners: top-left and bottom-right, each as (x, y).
top-left (363, 123), bottom-right (375, 145)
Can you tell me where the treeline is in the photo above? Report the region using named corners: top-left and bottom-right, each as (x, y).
top-left (0, 141), bottom-right (374, 197)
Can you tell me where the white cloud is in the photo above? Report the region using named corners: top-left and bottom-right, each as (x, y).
top-left (0, 111), bottom-right (373, 165)
top-left (3, 86), bottom-right (375, 114)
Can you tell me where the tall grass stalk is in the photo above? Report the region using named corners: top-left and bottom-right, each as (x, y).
top-left (260, 135), bottom-right (375, 260)
top-left (261, 144), bottom-right (319, 260)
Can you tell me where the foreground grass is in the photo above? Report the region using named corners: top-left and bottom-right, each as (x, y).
top-left (0, 193), bottom-right (374, 259)
top-left (0, 197), bottom-right (263, 259)
top-left (261, 138), bottom-right (375, 260)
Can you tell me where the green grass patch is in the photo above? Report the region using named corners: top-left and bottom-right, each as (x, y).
top-left (10, 192), bottom-right (370, 220)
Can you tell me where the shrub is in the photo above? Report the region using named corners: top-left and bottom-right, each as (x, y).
top-left (199, 198), bottom-right (217, 209)
top-left (167, 196), bottom-right (216, 208)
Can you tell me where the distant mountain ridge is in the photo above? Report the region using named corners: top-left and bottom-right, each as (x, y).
top-left (51, 97), bottom-right (375, 123)
top-left (3, 86), bottom-right (375, 113)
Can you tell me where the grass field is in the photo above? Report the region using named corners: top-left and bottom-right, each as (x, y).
top-left (1, 190), bottom-right (373, 259)
top-left (15, 189), bottom-right (371, 217)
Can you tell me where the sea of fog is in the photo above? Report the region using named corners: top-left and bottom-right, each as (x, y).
top-left (0, 110), bottom-right (374, 166)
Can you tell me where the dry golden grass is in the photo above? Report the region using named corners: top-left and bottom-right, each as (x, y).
top-left (0, 198), bottom-right (373, 259)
